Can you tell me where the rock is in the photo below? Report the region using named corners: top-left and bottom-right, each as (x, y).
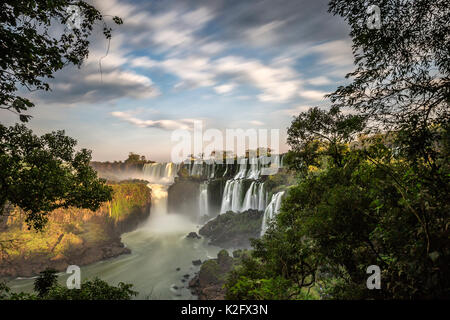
top-left (198, 210), bottom-right (262, 248)
top-left (192, 259), bottom-right (202, 266)
top-left (188, 250), bottom-right (238, 300)
top-left (186, 232), bottom-right (201, 239)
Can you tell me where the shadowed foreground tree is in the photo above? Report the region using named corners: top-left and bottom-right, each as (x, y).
top-left (0, 268), bottom-right (137, 300)
top-left (0, 0), bottom-right (123, 121)
top-left (225, 0), bottom-right (449, 299)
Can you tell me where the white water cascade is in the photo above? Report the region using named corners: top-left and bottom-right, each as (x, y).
top-left (220, 180), bottom-right (267, 214)
top-left (260, 191), bottom-right (285, 236)
top-left (220, 179), bottom-right (244, 213)
top-left (142, 162), bottom-right (179, 184)
top-left (234, 158), bottom-right (248, 179)
top-left (242, 182), bottom-right (266, 212)
top-left (199, 182), bottom-right (209, 218)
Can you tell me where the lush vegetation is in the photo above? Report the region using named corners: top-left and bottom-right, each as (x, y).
top-left (0, 124), bottom-right (113, 230)
top-left (225, 0), bottom-right (449, 300)
top-left (0, 182), bottom-right (150, 276)
top-left (0, 269), bottom-right (136, 300)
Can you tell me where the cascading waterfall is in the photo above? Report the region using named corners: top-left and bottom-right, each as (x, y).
top-left (242, 182), bottom-right (266, 212)
top-left (147, 183), bottom-right (169, 216)
top-left (220, 179), bottom-right (244, 213)
top-left (143, 162), bottom-right (178, 184)
top-left (246, 156), bottom-right (262, 180)
top-left (234, 158), bottom-right (248, 179)
top-left (260, 191), bottom-right (285, 236)
top-left (220, 180), bottom-right (266, 214)
top-left (190, 160), bottom-right (204, 176)
top-left (199, 182), bottom-right (209, 218)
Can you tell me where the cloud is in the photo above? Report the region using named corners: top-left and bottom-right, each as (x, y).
top-left (244, 20), bottom-right (286, 46)
top-left (298, 89), bottom-right (327, 101)
top-left (111, 111), bottom-right (197, 130)
top-left (249, 120), bottom-right (265, 126)
top-left (214, 83), bottom-right (236, 94)
top-left (308, 76), bottom-right (332, 86)
top-left (280, 105), bottom-right (313, 116)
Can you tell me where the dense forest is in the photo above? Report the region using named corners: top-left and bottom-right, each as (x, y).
top-left (223, 0), bottom-right (449, 299)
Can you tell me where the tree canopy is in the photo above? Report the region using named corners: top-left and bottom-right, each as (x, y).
top-left (0, 124), bottom-right (113, 230)
top-left (225, 0), bottom-right (449, 299)
top-left (0, 0), bottom-right (122, 121)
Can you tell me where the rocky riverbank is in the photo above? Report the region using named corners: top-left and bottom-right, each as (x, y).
top-left (0, 181), bottom-right (151, 278)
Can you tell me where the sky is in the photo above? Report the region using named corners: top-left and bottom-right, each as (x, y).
top-left (2, 0), bottom-right (355, 162)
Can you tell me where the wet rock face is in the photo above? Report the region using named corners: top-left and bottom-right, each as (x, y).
top-left (199, 210), bottom-right (262, 248)
top-left (192, 259), bottom-right (202, 266)
top-left (167, 179), bottom-right (200, 218)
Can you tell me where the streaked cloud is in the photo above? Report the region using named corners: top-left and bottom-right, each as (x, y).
top-left (111, 111), bottom-right (197, 130)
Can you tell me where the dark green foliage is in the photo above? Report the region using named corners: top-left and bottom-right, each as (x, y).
top-left (0, 274), bottom-right (137, 300)
top-left (44, 278), bottom-right (137, 300)
top-left (328, 0), bottom-right (449, 161)
top-left (34, 268), bottom-right (58, 297)
top-left (0, 124), bottom-right (113, 230)
top-left (225, 1), bottom-right (449, 299)
top-left (0, 0), bottom-right (122, 121)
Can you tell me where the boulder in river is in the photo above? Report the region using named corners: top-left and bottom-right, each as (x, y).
top-left (192, 259), bottom-right (202, 266)
top-left (186, 232), bottom-right (201, 239)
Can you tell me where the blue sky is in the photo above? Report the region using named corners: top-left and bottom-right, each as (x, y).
top-left (2, 0), bottom-right (355, 162)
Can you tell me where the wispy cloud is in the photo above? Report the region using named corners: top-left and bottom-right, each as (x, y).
top-left (111, 111), bottom-right (197, 131)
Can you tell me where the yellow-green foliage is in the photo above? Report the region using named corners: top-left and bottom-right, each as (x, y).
top-left (107, 183), bottom-right (151, 221)
top-left (0, 182), bottom-right (150, 265)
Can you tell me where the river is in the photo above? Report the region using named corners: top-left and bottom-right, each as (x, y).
top-left (7, 183), bottom-right (222, 299)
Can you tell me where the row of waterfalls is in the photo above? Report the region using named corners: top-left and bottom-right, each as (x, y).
top-left (140, 155), bottom-right (286, 235)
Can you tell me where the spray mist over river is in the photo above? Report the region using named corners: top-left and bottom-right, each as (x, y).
top-left (8, 159), bottom-right (285, 299)
top-left (8, 181), bottom-right (222, 299)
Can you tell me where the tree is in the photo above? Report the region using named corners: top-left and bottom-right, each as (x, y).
top-left (225, 1), bottom-right (449, 299)
top-left (0, 0), bottom-right (123, 121)
top-left (328, 0), bottom-right (449, 162)
top-left (34, 268), bottom-right (58, 297)
top-left (286, 106), bottom-right (365, 171)
top-left (0, 269), bottom-right (137, 300)
top-left (0, 124), bottom-right (113, 230)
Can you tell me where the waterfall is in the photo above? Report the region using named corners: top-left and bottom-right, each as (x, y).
top-left (220, 179), bottom-right (244, 213)
top-left (190, 160), bottom-right (204, 176)
top-left (220, 180), bottom-right (266, 214)
top-left (246, 156), bottom-right (261, 180)
top-left (242, 182), bottom-right (266, 212)
top-left (143, 162), bottom-right (178, 184)
top-left (258, 183), bottom-right (267, 211)
top-left (234, 158), bottom-right (248, 179)
top-left (147, 183), bottom-right (169, 216)
top-left (260, 191), bottom-right (285, 236)
top-left (199, 182), bottom-right (209, 217)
